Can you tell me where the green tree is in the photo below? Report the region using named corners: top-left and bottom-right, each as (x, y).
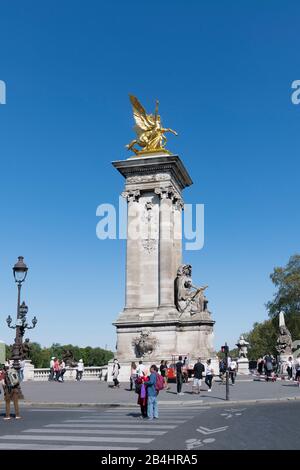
top-left (243, 320), bottom-right (277, 360)
top-left (267, 254), bottom-right (300, 340)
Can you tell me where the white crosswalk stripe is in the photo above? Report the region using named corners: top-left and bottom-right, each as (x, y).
top-left (64, 419), bottom-right (186, 424)
top-left (24, 428), bottom-right (166, 436)
top-left (0, 435), bottom-right (154, 444)
top-left (0, 407), bottom-right (198, 450)
top-left (0, 444), bottom-right (139, 450)
top-left (45, 423), bottom-right (177, 429)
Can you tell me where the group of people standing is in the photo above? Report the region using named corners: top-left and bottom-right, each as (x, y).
top-left (257, 354), bottom-right (300, 383)
top-left (49, 357), bottom-right (84, 382)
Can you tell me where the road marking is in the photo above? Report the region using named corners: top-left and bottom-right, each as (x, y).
top-left (186, 437), bottom-right (216, 449)
top-left (0, 443), bottom-right (139, 450)
top-left (45, 423), bottom-right (176, 429)
top-left (0, 435), bottom-right (153, 444)
top-left (24, 428), bottom-right (166, 436)
top-left (197, 425), bottom-right (228, 435)
top-left (74, 419), bottom-right (187, 424)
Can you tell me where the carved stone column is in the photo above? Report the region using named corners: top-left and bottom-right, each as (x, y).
top-left (173, 196), bottom-right (184, 279)
top-left (122, 190), bottom-right (141, 309)
top-left (155, 187), bottom-right (176, 308)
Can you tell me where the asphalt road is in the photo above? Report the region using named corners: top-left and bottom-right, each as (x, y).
top-left (0, 401), bottom-right (299, 450)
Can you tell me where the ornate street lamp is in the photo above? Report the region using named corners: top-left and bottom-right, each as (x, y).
top-left (6, 257), bottom-right (37, 373)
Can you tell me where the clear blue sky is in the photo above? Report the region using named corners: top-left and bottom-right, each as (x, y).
top-left (0, 0), bottom-right (299, 352)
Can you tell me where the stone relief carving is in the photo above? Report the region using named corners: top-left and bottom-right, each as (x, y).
top-left (121, 189), bottom-right (140, 202)
top-left (127, 173), bottom-right (170, 184)
top-left (155, 186), bottom-right (177, 200)
top-left (132, 330), bottom-right (158, 358)
top-left (142, 239), bottom-right (157, 253)
top-left (141, 201), bottom-right (158, 253)
top-left (174, 196), bottom-right (184, 210)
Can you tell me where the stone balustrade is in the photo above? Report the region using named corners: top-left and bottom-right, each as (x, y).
top-left (24, 363), bottom-right (108, 382)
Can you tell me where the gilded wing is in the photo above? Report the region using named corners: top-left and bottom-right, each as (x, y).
top-left (129, 95), bottom-right (155, 132)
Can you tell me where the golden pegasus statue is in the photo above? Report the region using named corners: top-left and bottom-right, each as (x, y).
top-left (126, 95), bottom-right (178, 155)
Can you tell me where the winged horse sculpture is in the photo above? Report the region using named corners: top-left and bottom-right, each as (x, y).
top-left (126, 95), bottom-right (177, 155)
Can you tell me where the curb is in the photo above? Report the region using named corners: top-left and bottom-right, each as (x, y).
top-left (19, 395), bottom-right (300, 409)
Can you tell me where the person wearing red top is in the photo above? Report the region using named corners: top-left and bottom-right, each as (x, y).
top-left (136, 375), bottom-right (149, 418)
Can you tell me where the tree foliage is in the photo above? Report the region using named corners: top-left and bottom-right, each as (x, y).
top-left (244, 320), bottom-right (278, 360)
top-left (5, 342), bottom-right (114, 368)
top-left (267, 254), bottom-right (300, 340)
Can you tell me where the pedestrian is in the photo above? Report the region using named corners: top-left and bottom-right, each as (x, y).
top-left (59, 360), bottom-right (66, 382)
top-left (145, 364), bottom-right (159, 420)
top-left (219, 358), bottom-right (227, 384)
top-left (19, 359), bottom-right (26, 382)
top-left (53, 358), bottom-right (60, 381)
top-left (136, 374), bottom-right (149, 418)
top-left (49, 357), bottom-right (55, 381)
top-left (229, 359), bottom-right (237, 385)
top-left (130, 362), bottom-right (137, 391)
top-left (0, 365), bottom-right (22, 420)
top-left (204, 359), bottom-right (214, 392)
top-left (294, 357), bottom-right (300, 385)
top-left (176, 356), bottom-right (184, 395)
top-left (164, 361), bottom-right (170, 389)
top-left (159, 360), bottom-right (167, 389)
top-left (286, 356), bottom-right (293, 380)
top-left (76, 359), bottom-right (84, 381)
top-left (264, 354), bottom-right (273, 381)
top-left (257, 357), bottom-right (264, 375)
top-left (192, 357), bottom-right (205, 394)
top-left (112, 358), bottom-right (120, 388)
top-left (136, 360), bottom-right (146, 377)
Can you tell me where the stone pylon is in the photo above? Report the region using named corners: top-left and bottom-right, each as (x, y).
top-left (111, 152), bottom-right (215, 379)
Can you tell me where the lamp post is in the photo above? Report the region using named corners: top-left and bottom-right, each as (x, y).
top-left (6, 257), bottom-right (37, 371)
top-left (221, 343), bottom-right (230, 401)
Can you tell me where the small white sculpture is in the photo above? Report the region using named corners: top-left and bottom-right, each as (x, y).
top-left (236, 335), bottom-right (249, 359)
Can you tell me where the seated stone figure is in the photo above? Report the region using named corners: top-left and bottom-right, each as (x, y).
top-left (276, 325), bottom-right (292, 355)
top-left (62, 349), bottom-right (77, 367)
top-left (175, 264), bottom-right (209, 316)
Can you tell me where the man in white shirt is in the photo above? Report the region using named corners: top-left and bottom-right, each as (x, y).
top-left (229, 359), bottom-right (237, 385)
top-left (49, 357), bottom-right (55, 381)
top-left (136, 361), bottom-right (146, 377)
top-left (76, 359), bottom-right (84, 381)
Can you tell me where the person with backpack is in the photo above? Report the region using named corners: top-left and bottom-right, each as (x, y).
top-left (0, 365), bottom-right (22, 420)
top-left (145, 364), bottom-right (159, 420)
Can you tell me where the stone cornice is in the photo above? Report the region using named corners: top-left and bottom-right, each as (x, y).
top-left (112, 154), bottom-right (193, 191)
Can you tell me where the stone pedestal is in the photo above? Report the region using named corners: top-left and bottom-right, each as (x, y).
top-left (237, 358), bottom-right (250, 375)
top-left (0, 340), bottom-right (5, 365)
top-left (111, 152), bottom-right (216, 377)
top-left (23, 360), bottom-right (34, 381)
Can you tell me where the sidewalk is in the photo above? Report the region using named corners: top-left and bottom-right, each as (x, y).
top-left (8, 377), bottom-right (300, 408)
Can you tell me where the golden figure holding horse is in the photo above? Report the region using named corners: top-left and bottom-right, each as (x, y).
top-left (126, 95), bottom-right (178, 155)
